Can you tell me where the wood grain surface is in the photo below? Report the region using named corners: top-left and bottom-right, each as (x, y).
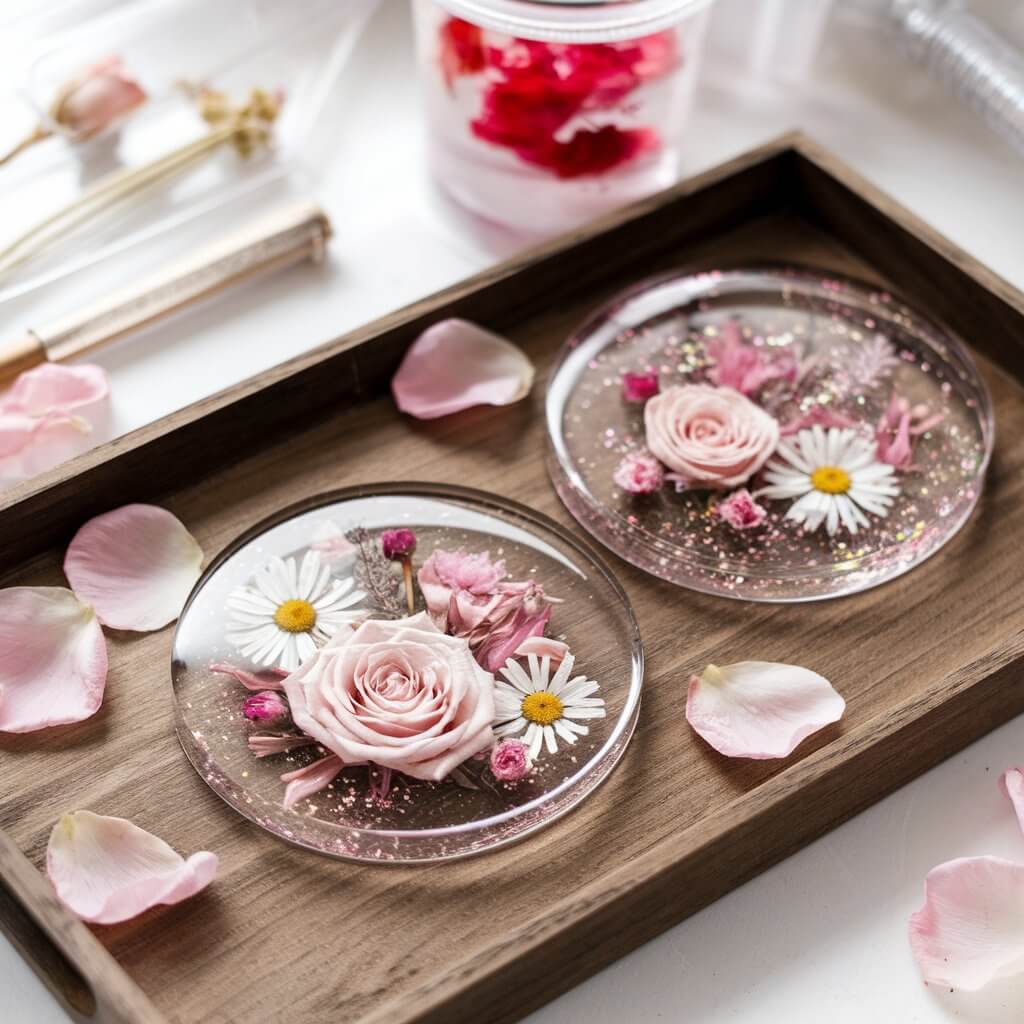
top-left (2, 137), bottom-right (1024, 1024)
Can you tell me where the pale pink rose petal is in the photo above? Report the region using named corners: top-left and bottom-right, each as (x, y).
top-left (392, 319), bottom-right (534, 419)
top-left (281, 754), bottom-right (345, 809)
top-left (1001, 768), bottom-right (1024, 836)
top-left (210, 662), bottom-right (287, 692)
top-left (909, 856), bottom-right (1024, 990)
top-left (0, 587), bottom-right (107, 733)
top-left (686, 661), bottom-right (845, 759)
top-left (46, 811), bottom-right (217, 925)
top-left (1, 364), bottom-right (109, 425)
top-left (515, 636), bottom-right (569, 665)
top-left (64, 504), bottom-right (203, 631)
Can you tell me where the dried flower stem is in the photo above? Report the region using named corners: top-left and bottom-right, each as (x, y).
top-left (0, 125), bottom-right (51, 169)
top-left (401, 557), bottom-right (414, 613)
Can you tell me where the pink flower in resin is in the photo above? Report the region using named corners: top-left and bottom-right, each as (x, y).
top-left (490, 739), bottom-right (531, 782)
top-left (716, 489), bottom-right (767, 530)
top-left (381, 528), bottom-right (416, 560)
top-left (706, 321), bottom-right (796, 397)
top-left (875, 392), bottom-right (944, 470)
top-left (613, 451), bottom-right (664, 494)
top-left (622, 371), bottom-right (659, 403)
top-left (243, 690), bottom-right (289, 727)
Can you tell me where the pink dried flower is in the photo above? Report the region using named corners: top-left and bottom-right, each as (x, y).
top-left (622, 371), bottom-right (659, 403)
top-left (490, 739), bottom-right (531, 782)
top-left (471, 585), bottom-right (555, 673)
top-left (706, 321), bottom-right (796, 397)
top-left (875, 392), bottom-right (944, 470)
top-left (613, 451), bottom-right (664, 494)
top-left (243, 690), bottom-right (289, 726)
top-left (716, 489), bottom-right (767, 531)
top-left (381, 528), bottom-right (416, 560)
top-left (248, 733), bottom-right (315, 758)
top-left (50, 56), bottom-right (147, 141)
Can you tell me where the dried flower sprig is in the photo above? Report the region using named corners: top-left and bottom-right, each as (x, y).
top-left (0, 85), bottom-right (281, 279)
top-left (345, 527), bottom-right (405, 616)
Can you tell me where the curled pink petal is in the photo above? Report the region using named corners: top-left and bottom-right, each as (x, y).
top-left (64, 504), bottom-right (203, 631)
top-left (281, 754), bottom-right (345, 808)
top-left (1, 364), bottom-right (109, 424)
top-left (686, 661), bottom-right (844, 759)
top-left (46, 811), bottom-right (217, 925)
top-left (514, 636), bottom-right (569, 665)
top-left (210, 662), bottom-right (286, 692)
top-left (0, 587), bottom-right (107, 733)
top-left (909, 856), bottom-right (1024, 990)
top-left (1002, 768), bottom-right (1024, 835)
top-left (391, 319), bottom-right (534, 419)
top-left (248, 733), bottom-right (316, 758)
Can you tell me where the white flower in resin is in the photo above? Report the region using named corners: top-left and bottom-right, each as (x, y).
top-left (758, 425), bottom-right (899, 535)
top-left (493, 650), bottom-right (605, 760)
top-left (226, 551), bottom-right (365, 672)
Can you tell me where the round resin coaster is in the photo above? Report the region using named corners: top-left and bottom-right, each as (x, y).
top-left (546, 266), bottom-right (994, 601)
top-left (171, 484), bottom-right (642, 862)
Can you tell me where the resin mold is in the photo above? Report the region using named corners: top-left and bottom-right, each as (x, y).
top-left (546, 266), bottom-right (994, 601)
top-left (171, 484), bottom-right (642, 862)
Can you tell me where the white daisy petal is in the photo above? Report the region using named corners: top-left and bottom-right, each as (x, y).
top-left (542, 725), bottom-right (557, 754)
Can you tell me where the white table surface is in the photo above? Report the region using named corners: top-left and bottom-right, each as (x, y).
top-left (3, 1), bottom-right (1024, 1022)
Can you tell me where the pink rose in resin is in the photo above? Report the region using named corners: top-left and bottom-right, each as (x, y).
top-left (644, 384), bottom-right (780, 489)
top-left (418, 549), bottom-right (557, 672)
top-left (707, 321), bottom-right (796, 397)
top-left (621, 371), bottom-right (659, 403)
top-left (283, 612), bottom-right (495, 782)
top-left (716, 489), bottom-right (767, 531)
top-left (242, 690), bottom-right (289, 727)
top-left (613, 451), bottom-right (664, 494)
top-left (490, 738), bottom-right (531, 782)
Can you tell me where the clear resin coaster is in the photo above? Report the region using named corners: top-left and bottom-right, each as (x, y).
top-left (171, 484), bottom-right (642, 862)
top-left (546, 267), bottom-right (994, 601)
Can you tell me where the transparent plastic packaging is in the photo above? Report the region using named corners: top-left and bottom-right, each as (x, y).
top-left (412, 0), bottom-right (714, 232)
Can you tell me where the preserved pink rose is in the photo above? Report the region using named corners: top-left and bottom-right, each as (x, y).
top-left (490, 739), bottom-right (531, 782)
top-left (716, 489), bottom-right (767, 531)
top-left (613, 451), bottom-right (664, 494)
top-left (283, 612), bottom-right (495, 782)
top-left (643, 384), bottom-right (780, 489)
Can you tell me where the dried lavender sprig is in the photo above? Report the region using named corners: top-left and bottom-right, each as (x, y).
top-left (345, 527), bottom-right (405, 616)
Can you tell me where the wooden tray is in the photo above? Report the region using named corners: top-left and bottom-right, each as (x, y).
top-left (3, 133), bottom-right (1024, 1024)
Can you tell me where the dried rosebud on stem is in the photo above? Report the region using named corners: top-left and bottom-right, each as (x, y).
top-left (242, 690), bottom-right (290, 728)
top-left (381, 528), bottom-right (417, 614)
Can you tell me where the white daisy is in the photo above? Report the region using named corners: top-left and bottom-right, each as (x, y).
top-left (493, 651), bottom-right (605, 760)
top-left (758, 425), bottom-right (900, 536)
top-left (226, 550), bottom-right (365, 671)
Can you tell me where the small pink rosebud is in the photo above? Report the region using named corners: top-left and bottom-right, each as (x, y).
top-left (242, 690), bottom-right (289, 727)
top-left (381, 528), bottom-right (417, 560)
top-left (50, 55), bottom-right (147, 140)
top-left (716, 489), bottom-right (767, 531)
top-left (613, 451), bottom-right (664, 495)
top-left (622, 371), bottom-right (660, 403)
top-left (490, 739), bottom-right (531, 782)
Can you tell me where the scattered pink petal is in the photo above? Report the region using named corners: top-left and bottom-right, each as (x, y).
top-left (309, 521), bottom-right (357, 564)
top-left (64, 504), bottom-right (203, 631)
top-left (1, 364), bottom-right (109, 424)
top-left (1002, 768), bottom-right (1024, 836)
top-left (210, 661), bottom-right (287, 692)
top-left (909, 856), bottom-right (1024, 990)
top-left (715, 489), bottom-right (767, 531)
top-left (248, 733), bottom-right (316, 758)
top-left (281, 754), bottom-right (345, 809)
top-left (622, 371), bottom-right (659, 403)
top-left (0, 587), bottom-right (107, 733)
top-left (46, 811), bottom-right (217, 925)
top-left (874, 392), bottom-right (944, 471)
top-left (515, 636), bottom-right (568, 665)
top-left (613, 451), bottom-right (664, 494)
top-left (391, 319), bottom-right (534, 419)
top-left (475, 600), bottom-right (552, 673)
top-left (686, 661), bottom-right (845, 759)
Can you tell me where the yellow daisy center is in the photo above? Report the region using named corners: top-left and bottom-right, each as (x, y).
top-left (810, 465), bottom-right (851, 495)
top-left (273, 598), bottom-right (317, 633)
top-left (521, 691), bottom-right (564, 726)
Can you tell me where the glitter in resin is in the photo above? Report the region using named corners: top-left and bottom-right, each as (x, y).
top-left (171, 486), bottom-right (642, 863)
top-left (546, 267), bottom-right (993, 601)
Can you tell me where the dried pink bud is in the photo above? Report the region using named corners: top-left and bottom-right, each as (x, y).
top-left (716, 489), bottom-right (767, 530)
top-left (490, 739), bottom-right (531, 782)
top-left (613, 451), bottom-right (664, 495)
top-left (381, 528), bottom-right (417, 560)
top-left (622, 371), bottom-right (660, 403)
top-left (50, 56), bottom-right (147, 140)
top-left (242, 690), bottom-right (289, 727)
